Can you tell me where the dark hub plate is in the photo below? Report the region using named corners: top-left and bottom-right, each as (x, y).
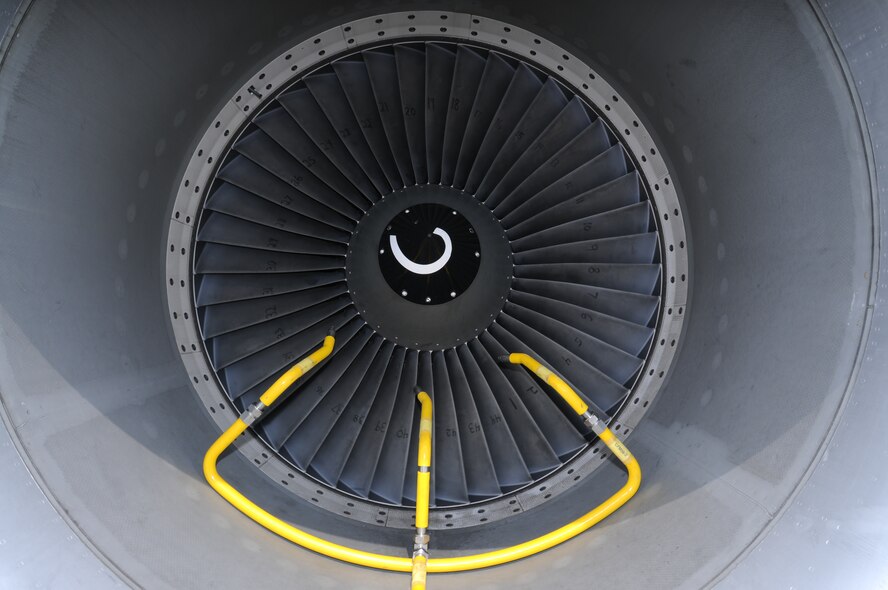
top-left (347, 185), bottom-right (512, 349)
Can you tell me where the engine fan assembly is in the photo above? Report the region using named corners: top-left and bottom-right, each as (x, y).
top-left (165, 11), bottom-right (688, 530)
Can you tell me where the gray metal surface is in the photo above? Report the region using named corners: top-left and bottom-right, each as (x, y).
top-left (0, 1), bottom-right (883, 589)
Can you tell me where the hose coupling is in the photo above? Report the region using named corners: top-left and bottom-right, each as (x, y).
top-left (583, 410), bottom-right (604, 435)
top-left (413, 531), bottom-right (430, 558)
top-left (240, 402), bottom-right (267, 426)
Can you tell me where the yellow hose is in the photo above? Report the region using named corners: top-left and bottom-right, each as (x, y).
top-left (412, 390), bottom-right (433, 590)
top-left (203, 338), bottom-right (642, 581)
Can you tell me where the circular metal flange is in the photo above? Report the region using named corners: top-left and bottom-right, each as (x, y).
top-left (348, 186), bottom-right (512, 349)
top-left (165, 10), bottom-right (689, 530)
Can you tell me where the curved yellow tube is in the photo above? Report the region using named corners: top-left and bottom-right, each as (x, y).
top-left (508, 353), bottom-right (589, 415)
top-left (203, 342), bottom-right (641, 578)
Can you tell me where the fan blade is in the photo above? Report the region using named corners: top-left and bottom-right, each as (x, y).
top-left (428, 350), bottom-right (469, 505)
top-left (467, 339), bottom-right (560, 478)
top-left (514, 262), bottom-right (661, 295)
top-left (220, 306), bottom-right (357, 398)
top-left (283, 334), bottom-right (385, 468)
top-left (513, 233), bottom-right (658, 265)
top-left (332, 59), bottom-right (404, 190)
top-left (444, 348), bottom-right (501, 500)
top-left (457, 345), bottom-right (532, 491)
top-left (218, 155), bottom-right (358, 226)
top-left (478, 332), bottom-right (585, 459)
top-left (394, 45), bottom-right (428, 184)
top-left (234, 129), bottom-right (370, 215)
top-left (368, 350), bottom-right (418, 504)
top-left (254, 107), bottom-right (371, 209)
top-left (492, 316), bottom-right (628, 413)
top-left (205, 182), bottom-right (350, 242)
top-left (307, 341), bottom-right (395, 486)
top-left (512, 278), bottom-right (659, 326)
top-left (500, 144), bottom-right (627, 227)
top-left (493, 119), bottom-right (611, 217)
top-left (502, 303), bottom-right (644, 385)
top-left (304, 73), bottom-right (391, 195)
top-left (508, 290), bottom-right (654, 356)
top-left (200, 283), bottom-right (347, 339)
top-left (338, 347), bottom-right (407, 497)
top-left (440, 45), bottom-right (487, 186)
top-left (363, 49), bottom-right (415, 186)
top-left (197, 212), bottom-right (346, 256)
top-left (195, 270), bottom-right (344, 307)
top-left (261, 321), bottom-right (369, 450)
top-left (506, 172), bottom-right (642, 238)
top-left (194, 244), bottom-right (343, 275)
top-left (464, 64), bottom-right (543, 194)
top-left (424, 43), bottom-right (456, 184)
top-left (278, 88), bottom-right (380, 202)
top-left (453, 52), bottom-right (515, 189)
top-left (210, 295), bottom-right (353, 369)
top-left (485, 97), bottom-right (591, 208)
top-left (475, 79), bottom-right (567, 201)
